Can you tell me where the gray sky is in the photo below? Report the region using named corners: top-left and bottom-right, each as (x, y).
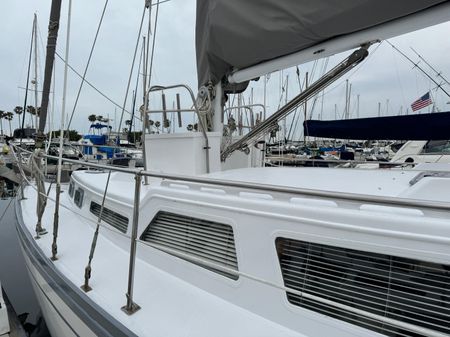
top-left (1, 0), bottom-right (450, 139)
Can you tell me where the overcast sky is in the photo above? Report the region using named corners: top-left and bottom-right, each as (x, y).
top-left (1, 0), bottom-right (450, 139)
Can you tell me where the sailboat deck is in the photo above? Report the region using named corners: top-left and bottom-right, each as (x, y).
top-left (204, 167), bottom-right (420, 197)
top-left (18, 165), bottom-right (450, 336)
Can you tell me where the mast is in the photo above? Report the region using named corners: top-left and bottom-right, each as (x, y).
top-left (357, 94), bottom-right (360, 118)
top-left (37, 0), bottom-right (63, 148)
top-left (20, 17), bottom-right (35, 144)
top-left (348, 83), bottom-right (352, 119)
top-left (51, 0), bottom-right (72, 260)
top-left (33, 14), bottom-right (39, 131)
top-left (345, 80), bottom-right (352, 119)
top-left (303, 72), bottom-right (308, 144)
top-left (284, 75), bottom-right (288, 141)
top-left (211, 82), bottom-right (223, 132)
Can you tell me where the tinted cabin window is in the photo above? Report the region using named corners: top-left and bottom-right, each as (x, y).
top-left (68, 181), bottom-right (74, 198)
top-left (74, 189), bottom-right (84, 208)
top-left (276, 237), bottom-right (450, 337)
top-left (421, 140), bottom-right (450, 154)
top-left (141, 211), bottom-right (238, 280)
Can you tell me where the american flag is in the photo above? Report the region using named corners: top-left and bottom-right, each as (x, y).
top-left (411, 92), bottom-right (432, 112)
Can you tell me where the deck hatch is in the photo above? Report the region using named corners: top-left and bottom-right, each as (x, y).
top-left (90, 202), bottom-right (128, 233)
top-left (276, 237), bottom-right (450, 337)
top-left (141, 211), bottom-right (238, 279)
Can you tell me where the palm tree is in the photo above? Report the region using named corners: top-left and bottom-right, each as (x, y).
top-left (96, 115), bottom-right (104, 122)
top-left (4, 112), bottom-right (13, 136)
top-left (14, 106), bottom-right (23, 129)
top-left (26, 105), bottom-right (35, 114)
top-left (88, 114), bottom-right (97, 123)
top-left (26, 105), bottom-right (36, 128)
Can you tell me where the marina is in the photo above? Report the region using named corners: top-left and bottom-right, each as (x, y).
top-left (1, 0), bottom-right (450, 336)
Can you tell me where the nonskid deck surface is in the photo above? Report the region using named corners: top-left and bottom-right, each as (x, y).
top-left (204, 167), bottom-right (418, 197)
top-left (78, 166), bottom-right (433, 201)
top-left (20, 183), bottom-right (304, 337)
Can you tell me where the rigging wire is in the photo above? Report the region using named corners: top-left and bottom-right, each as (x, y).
top-left (54, 52), bottom-right (138, 119)
top-left (386, 40), bottom-right (450, 99)
top-left (116, 3), bottom-right (149, 137)
top-left (410, 46), bottom-right (450, 87)
top-left (66, 0), bottom-right (109, 131)
top-left (146, 0), bottom-right (161, 106)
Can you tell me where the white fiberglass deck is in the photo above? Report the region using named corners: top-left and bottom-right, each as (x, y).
top-left (206, 167), bottom-right (419, 197)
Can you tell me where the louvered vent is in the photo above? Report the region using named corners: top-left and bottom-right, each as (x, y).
top-left (141, 211), bottom-right (238, 280)
top-left (90, 202), bottom-right (128, 233)
top-left (276, 238), bottom-right (450, 337)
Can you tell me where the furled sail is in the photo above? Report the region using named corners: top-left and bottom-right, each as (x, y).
top-left (304, 111), bottom-right (450, 140)
top-left (196, 0), bottom-right (450, 88)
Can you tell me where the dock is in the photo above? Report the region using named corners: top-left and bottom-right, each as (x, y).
top-left (0, 283), bottom-right (27, 337)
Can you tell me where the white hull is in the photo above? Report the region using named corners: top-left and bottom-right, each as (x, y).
top-left (22, 252), bottom-right (91, 337)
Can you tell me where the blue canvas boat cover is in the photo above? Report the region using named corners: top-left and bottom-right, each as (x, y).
top-left (304, 112), bottom-right (450, 140)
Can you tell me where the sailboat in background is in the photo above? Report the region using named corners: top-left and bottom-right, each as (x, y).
top-left (13, 1), bottom-right (450, 336)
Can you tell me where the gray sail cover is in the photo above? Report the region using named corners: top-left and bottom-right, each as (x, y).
top-left (196, 0), bottom-right (447, 88)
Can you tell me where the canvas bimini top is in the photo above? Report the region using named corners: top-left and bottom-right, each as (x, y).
top-left (195, 0), bottom-right (450, 88)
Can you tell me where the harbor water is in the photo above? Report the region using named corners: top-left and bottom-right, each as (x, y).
top-left (0, 199), bottom-right (51, 336)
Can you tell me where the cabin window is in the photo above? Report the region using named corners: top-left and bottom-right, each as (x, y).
top-left (90, 201), bottom-right (128, 233)
top-left (276, 237), bottom-right (450, 337)
top-left (141, 211), bottom-right (238, 280)
top-left (74, 189), bottom-right (84, 208)
top-left (68, 181), bottom-right (74, 198)
top-left (421, 140), bottom-right (450, 154)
